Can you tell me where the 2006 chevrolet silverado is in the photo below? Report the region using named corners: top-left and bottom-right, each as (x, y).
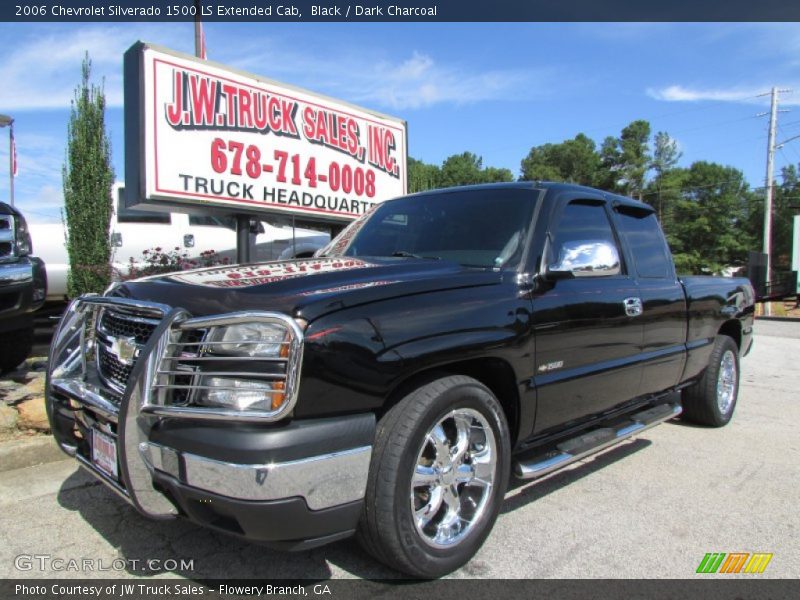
top-left (46, 182), bottom-right (754, 577)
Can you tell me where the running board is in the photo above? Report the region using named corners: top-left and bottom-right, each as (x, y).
top-left (513, 402), bottom-right (682, 480)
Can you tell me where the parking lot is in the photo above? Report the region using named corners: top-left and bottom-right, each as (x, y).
top-left (0, 319), bottom-right (797, 579)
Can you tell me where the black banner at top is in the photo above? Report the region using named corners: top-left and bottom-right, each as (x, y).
top-left (3, 0), bottom-right (800, 22)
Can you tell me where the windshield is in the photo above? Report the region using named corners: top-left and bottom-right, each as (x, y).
top-left (321, 188), bottom-right (537, 269)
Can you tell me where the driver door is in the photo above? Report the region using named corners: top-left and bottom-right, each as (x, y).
top-left (531, 197), bottom-right (644, 435)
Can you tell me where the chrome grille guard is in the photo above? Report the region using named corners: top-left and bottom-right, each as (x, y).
top-left (46, 295), bottom-right (305, 519)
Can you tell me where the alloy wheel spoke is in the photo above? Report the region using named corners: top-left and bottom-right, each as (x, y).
top-left (450, 413), bottom-right (473, 465)
top-left (428, 424), bottom-right (452, 467)
top-left (471, 447), bottom-right (495, 484)
top-left (412, 464), bottom-right (439, 488)
top-left (415, 487), bottom-right (444, 529)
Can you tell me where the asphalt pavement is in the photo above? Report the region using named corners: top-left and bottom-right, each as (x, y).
top-left (1, 319), bottom-right (797, 579)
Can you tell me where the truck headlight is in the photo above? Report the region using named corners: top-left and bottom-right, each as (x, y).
top-left (196, 377), bottom-right (286, 411)
top-left (205, 322), bottom-right (289, 358)
top-left (14, 213), bottom-right (32, 257)
top-left (149, 312), bottom-right (305, 422)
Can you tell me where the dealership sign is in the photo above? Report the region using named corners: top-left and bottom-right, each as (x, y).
top-left (124, 42), bottom-right (407, 222)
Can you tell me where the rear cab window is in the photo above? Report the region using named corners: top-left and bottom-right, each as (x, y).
top-left (614, 207), bottom-right (673, 279)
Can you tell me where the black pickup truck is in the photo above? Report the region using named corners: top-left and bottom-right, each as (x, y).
top-left (46, 182), bottom-right (754, 577)
top-left (0, 202), bottom-right (46, 373)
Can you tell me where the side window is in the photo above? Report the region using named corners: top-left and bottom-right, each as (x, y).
top-left (116, 190), bottom-right (171, 224)
top-left (615, 208), bottom-right (671, 278)
top-left (548, 200), bottom-right (622, 276)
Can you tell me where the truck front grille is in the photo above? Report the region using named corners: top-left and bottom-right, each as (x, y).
top-left (96, 309), bottom-right (160, 396)
top-left (0, 215), bottom-right (14, 261)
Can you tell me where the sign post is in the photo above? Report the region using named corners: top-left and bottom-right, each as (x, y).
top-left (123, 42), bottom-right (407, 262)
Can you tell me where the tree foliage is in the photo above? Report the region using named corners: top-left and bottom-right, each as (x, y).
top-left (62, 54), bottom-right (114, 297)
top-left (406, 118), bottom-right (798, 277)
top-left (520, 134), bottom-right (599, 186)
top-left (408, 151), bottom-right (512, 193)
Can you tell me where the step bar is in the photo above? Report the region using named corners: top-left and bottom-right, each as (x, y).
top-left (513, 402), bottom-right (682, 479)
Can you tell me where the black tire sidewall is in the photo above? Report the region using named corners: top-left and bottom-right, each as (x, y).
top-left (390, 378), bottom-right (510, 576)
top-left (707, 337), bottom-right (740, 425)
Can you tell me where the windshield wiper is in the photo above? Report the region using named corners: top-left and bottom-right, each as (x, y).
top-left (391, 251), bottom-right (441, 260)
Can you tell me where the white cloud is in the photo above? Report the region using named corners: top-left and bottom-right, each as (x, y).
top-left (646, 84), bottom-right (800, 106)
top-left (0, 133), bottom-right (67, 222)
top-left (347, 51), bottom-right (537, 110)
top-left (1, 24), bottom-right (544, 114)
top-left (222, 42), bottom-right (542, 111)
top-left (0, 24), bottom-right (186, 110)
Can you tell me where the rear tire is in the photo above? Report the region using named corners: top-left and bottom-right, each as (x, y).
top-left (0, 326), bottom-right (34, 374)
top-left (682, 335), bottom-right (739, 427)
top-left (357, 375), bottom-right (510, 578)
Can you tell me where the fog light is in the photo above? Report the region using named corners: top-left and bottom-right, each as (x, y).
top-left (196, 377), bottom-right (285, 411)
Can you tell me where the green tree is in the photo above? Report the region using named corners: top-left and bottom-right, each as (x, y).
top-left (439, 152), bottom-right (486, 187)
top-left (649, 131), bottom-right (682, 222)
top-left (436, 152), bottom-right (513, 188)
top-left (408, 157), bottom-right (441, 193)
top-left (519, 133), bottom-right (599, 185)
top-left (62, 54), bottom-right (114, 297)
top-left (595, 120), bottom-right (652, 199)
top-left (744, 164), bottom-right (800, 272)
top-left (668, 162), bottom-right (754, 274)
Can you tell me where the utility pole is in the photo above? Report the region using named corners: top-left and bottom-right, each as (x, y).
top-left (193, 0), bottom-right (203, 59)
top-left (763, 87), bottom-right (778, 313)
top-left (758, 87), bottom-right (792, 315)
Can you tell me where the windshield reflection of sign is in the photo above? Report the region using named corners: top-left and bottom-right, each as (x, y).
top-left (326, 205), bottom-right (377, 255)
top-left (170, 258), bottom-right (375, 288)
top-left (300, 280), bottom-right (397, 296)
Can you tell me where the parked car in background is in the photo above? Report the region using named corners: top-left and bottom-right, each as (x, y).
top-left (0, 202), bottom-right (46, 372)
top-left (28, 184), bottom-right (330, 301)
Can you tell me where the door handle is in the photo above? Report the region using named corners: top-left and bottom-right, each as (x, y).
top-left (624, 297), bottom-right (643, 317)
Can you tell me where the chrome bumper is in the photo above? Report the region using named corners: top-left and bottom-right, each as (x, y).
top-left (142, 443), bottom-right (371, 510)
top-left (0, 261), bottom-right (33, 286)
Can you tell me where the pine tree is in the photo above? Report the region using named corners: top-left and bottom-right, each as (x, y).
top-left (62, 54), bottom-right (114, 297)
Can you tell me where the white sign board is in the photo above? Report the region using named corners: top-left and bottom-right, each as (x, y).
top-left (125, 42), bottom-right (407, 222)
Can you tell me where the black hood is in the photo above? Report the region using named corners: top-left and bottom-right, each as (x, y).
top-left (112, 256), bottom-right (503, 322)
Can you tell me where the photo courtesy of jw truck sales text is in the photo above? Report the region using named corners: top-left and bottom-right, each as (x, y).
top-left (46, 33), bottom-right (757, 570)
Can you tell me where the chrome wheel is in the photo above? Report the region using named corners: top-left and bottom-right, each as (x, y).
top-left (410, 408), bottom-right (497, 548)
top-left (716, 349), bottom-right (737, 414)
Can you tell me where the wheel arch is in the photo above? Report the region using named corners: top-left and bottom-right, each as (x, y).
top-left (383, 357), bottom-right (522, 447)
top-left (718, 319), bottom-right (742, 350)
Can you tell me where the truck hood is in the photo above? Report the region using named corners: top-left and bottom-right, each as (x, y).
top-left (111, 256), bottom-right (503, 322)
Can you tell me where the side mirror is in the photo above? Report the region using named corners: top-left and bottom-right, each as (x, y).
top-left (546, 240), bottom-right (621, 279)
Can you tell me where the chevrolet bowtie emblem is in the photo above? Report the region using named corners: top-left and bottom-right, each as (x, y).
top-left (110, 336), bottom-right (138, 365)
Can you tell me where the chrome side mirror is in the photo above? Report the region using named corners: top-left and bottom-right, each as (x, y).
top-left (547, 240), bottom-right (621, 278)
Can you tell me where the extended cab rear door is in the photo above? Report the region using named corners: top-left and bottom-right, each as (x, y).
top-left (531, 193), bottom-right (644, 434)
top-left (611, 204), bottom-right (687, 395)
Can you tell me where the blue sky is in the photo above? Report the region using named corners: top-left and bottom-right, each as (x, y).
top-left (1, 22), bottom-right (800, 222)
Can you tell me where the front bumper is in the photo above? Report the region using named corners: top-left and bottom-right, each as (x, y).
top-left (0, 256), bottom-right (46, 333)
top-left (46, 296), bottom-right (374, 548)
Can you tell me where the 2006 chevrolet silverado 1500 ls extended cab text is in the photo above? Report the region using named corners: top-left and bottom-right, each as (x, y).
top-left (45, 182), bottom-right (754, 577)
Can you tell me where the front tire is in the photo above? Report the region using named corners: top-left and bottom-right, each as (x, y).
top-left (358, 375), bottom-right (510, 578)
top-left (682, 335), bottom-right (740, 427)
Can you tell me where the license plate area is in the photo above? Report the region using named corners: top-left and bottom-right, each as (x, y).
top-left (91, 429), bottom-right (119, 480)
